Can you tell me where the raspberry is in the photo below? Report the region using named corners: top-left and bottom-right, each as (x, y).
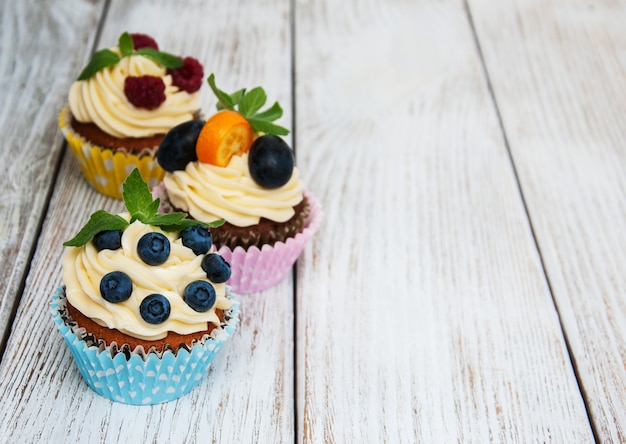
top-left (168, 57), bottom-right (204, 93)
top-left (124, 75), bottom-right (166, 109)
top-left (131, 33), bottom-right (159, 50)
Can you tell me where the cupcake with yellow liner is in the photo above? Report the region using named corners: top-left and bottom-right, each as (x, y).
top-left (59, 32), bottom-right (204, 198)
top-left (51, 169), bottom-right (238, 405)
top-left (153, 74), bottom-right (322, 293)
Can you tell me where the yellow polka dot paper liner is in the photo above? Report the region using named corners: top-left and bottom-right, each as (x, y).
top-left (51, 287), bottom-right (240, 405)
top-left (59, 106), bottom-right (165, 199)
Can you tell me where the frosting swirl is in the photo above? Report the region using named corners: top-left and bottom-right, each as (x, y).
top-left (62, 217), bottom-right (231, 340)
top-left (163, 153), bottom-right (304, 227)
top-left (68, 49), bottom-right (200, 138)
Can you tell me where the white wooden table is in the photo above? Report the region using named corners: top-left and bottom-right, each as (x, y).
top-left (0, 0), bottom-right (624, 442)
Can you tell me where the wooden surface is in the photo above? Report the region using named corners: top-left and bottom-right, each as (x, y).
top-left (0, 0), bottom-right (624, 442)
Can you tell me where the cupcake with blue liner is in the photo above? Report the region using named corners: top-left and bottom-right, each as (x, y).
top-left (51, 169), bottom-right (238, 405)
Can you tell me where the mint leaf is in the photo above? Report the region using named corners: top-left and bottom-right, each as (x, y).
top-left (122, 169), bottom-right (155, 222)
top-left (229, 89), bottom-right (246, 107)
top-left (206, 219), bottom-right (225, 228)
top-left (141, 199), bottom-right (161, 222)
top-left (247, 118), bottom-right (290, 136)
top-left (239, 87), bottom-right (267, 117)
top-left (253, 101), bottom-right (283, 122)
top-left (208, 74), bottom-right (235, 110)
top-left (218, 89), bottom-right (246, 111)
top-left (145, 213), bottom-right (187, 226)
top-left (159, 218), bottom-right (225, 233)
top-left (118, 32), bottom-right (134, 56)
top-left (63, 211), bottom-right (129, 247)
top-left (135, 48), bottom-right (182, 69)
top-left (77, 49), bottom-right (120, 80)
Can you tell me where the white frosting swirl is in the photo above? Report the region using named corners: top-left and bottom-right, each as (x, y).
top-left (163, 154), bottom-right (304, 227)
top-left (62, 216), bottom-right (231, 340)
top-left (68, 49), bottom-right (200, 138)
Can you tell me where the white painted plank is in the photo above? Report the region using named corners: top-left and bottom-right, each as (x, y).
top-left (294, 0), bottom-right (593, 441)
top-left (0, 0), bottom-right (294, 442)
top-left (0, 0), bottom-right (104, 346)
top-left (469, 0), bottom-right (626, 440)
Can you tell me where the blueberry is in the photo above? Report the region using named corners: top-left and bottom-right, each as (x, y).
top-left (201, 253), bottom-right (232, 283)
top-left (99, 271), bottom-right (133, 303)
top-left (139, 294), bottom-right (171, 324)
top-left (248, 135), bottom-right (295, 189)
top-left (157, 120), bottom-right (204, 172)
top-left (180, 225), bottom-right (212, 255)
top-left (183, 280), bottom-right (217, 312)
top-left (92, 230), bottom-right (123, 251)
top-left (137, 232), bottom-right (170, 265)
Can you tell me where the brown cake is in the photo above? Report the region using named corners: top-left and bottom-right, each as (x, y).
top-left (65, 300), bottom-right (224, 354)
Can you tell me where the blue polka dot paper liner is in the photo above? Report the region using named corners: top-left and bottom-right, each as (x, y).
top-left (51, 287), bottom-right (240, 405)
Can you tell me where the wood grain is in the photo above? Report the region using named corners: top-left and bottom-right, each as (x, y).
top-left (294, 0), bottom-right (593, 441)
top-left (0, 0), bottom-right (104, 352)
top-left (1, 0), bottom-right (624, 441)
top-left (0, 0), bottom-right (295, 442)
top-left (469, 0), bottom-right (626, 441)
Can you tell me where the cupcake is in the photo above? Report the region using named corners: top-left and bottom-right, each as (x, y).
top-left (59, 32), bottom-right (204, 198)
top-left (51, 169), bottom-right (238, 405)
top-left (153, 74), bottom-right (322, 292)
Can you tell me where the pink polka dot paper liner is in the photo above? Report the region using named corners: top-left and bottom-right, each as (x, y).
top-left (51, 286), bottom-right (240, 405)
top-left (153, 185), bottom-right (323, 293)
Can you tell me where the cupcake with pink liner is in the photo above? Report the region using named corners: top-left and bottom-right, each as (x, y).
top-left (52, 169), bottom-right (239, 405)
top-left (153, 74), bottom-right (322, 292)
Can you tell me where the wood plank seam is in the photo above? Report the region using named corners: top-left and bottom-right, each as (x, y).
top-left (463, 0), bottom-right (599, 441)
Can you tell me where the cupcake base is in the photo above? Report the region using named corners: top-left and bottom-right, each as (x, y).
top-left (51, 287), bottom-right (240, 405)
top-left (59, 105), bottom-right (165, 199)
top-left (219, 191), bottom-right (322, 292)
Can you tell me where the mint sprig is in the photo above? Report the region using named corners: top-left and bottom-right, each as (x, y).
top-left (76, 32), bottom-right (183, 81)
top-left (64, 169), bottom-right (223, 247)
top-left (208, 73), bottom-right (290, 136)
top-left (63, 211), bottom-right (128, 247)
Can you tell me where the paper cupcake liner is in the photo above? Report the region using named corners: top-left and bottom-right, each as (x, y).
top-left (218, 191), bottom-right (322, 292)
top-left (59, 105), bottom-right (165, 199)
top-left (51, 286), bottom-right (240, 405)
top-left (154, 183), bottom-right (323, 292)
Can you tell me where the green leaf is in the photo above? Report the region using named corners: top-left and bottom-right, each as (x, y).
top-left (252, 101), bottom-right (283, 122)
top-left (145, 213), bottom-right (187, 226)
top-left (239, 87), bottom-right (267, 117)
top-left (122, 169), bottom-right (156, 222)
top-left (218, 88), bottom-right (247, 111)
top-left (63, 211), bottom-right (129, 247)
top-left (202, 219), bottom-right (226, 228)
top-left (247, 118), bottom-right (290, 136)
top-left (118, 32), bottom-right (134, 56)
top-left (208, 73), bottom-right (235, 110)
top-left (135, 48), bottom-right (183, 69)
top-left (229, 89), bottom-right (246, 106)
top-left (77, 49), bottom-right (120, 80)
top-left (160, 218), bottom-right (225, 232)
top-left (142, 199), bottom-right (161, 221)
